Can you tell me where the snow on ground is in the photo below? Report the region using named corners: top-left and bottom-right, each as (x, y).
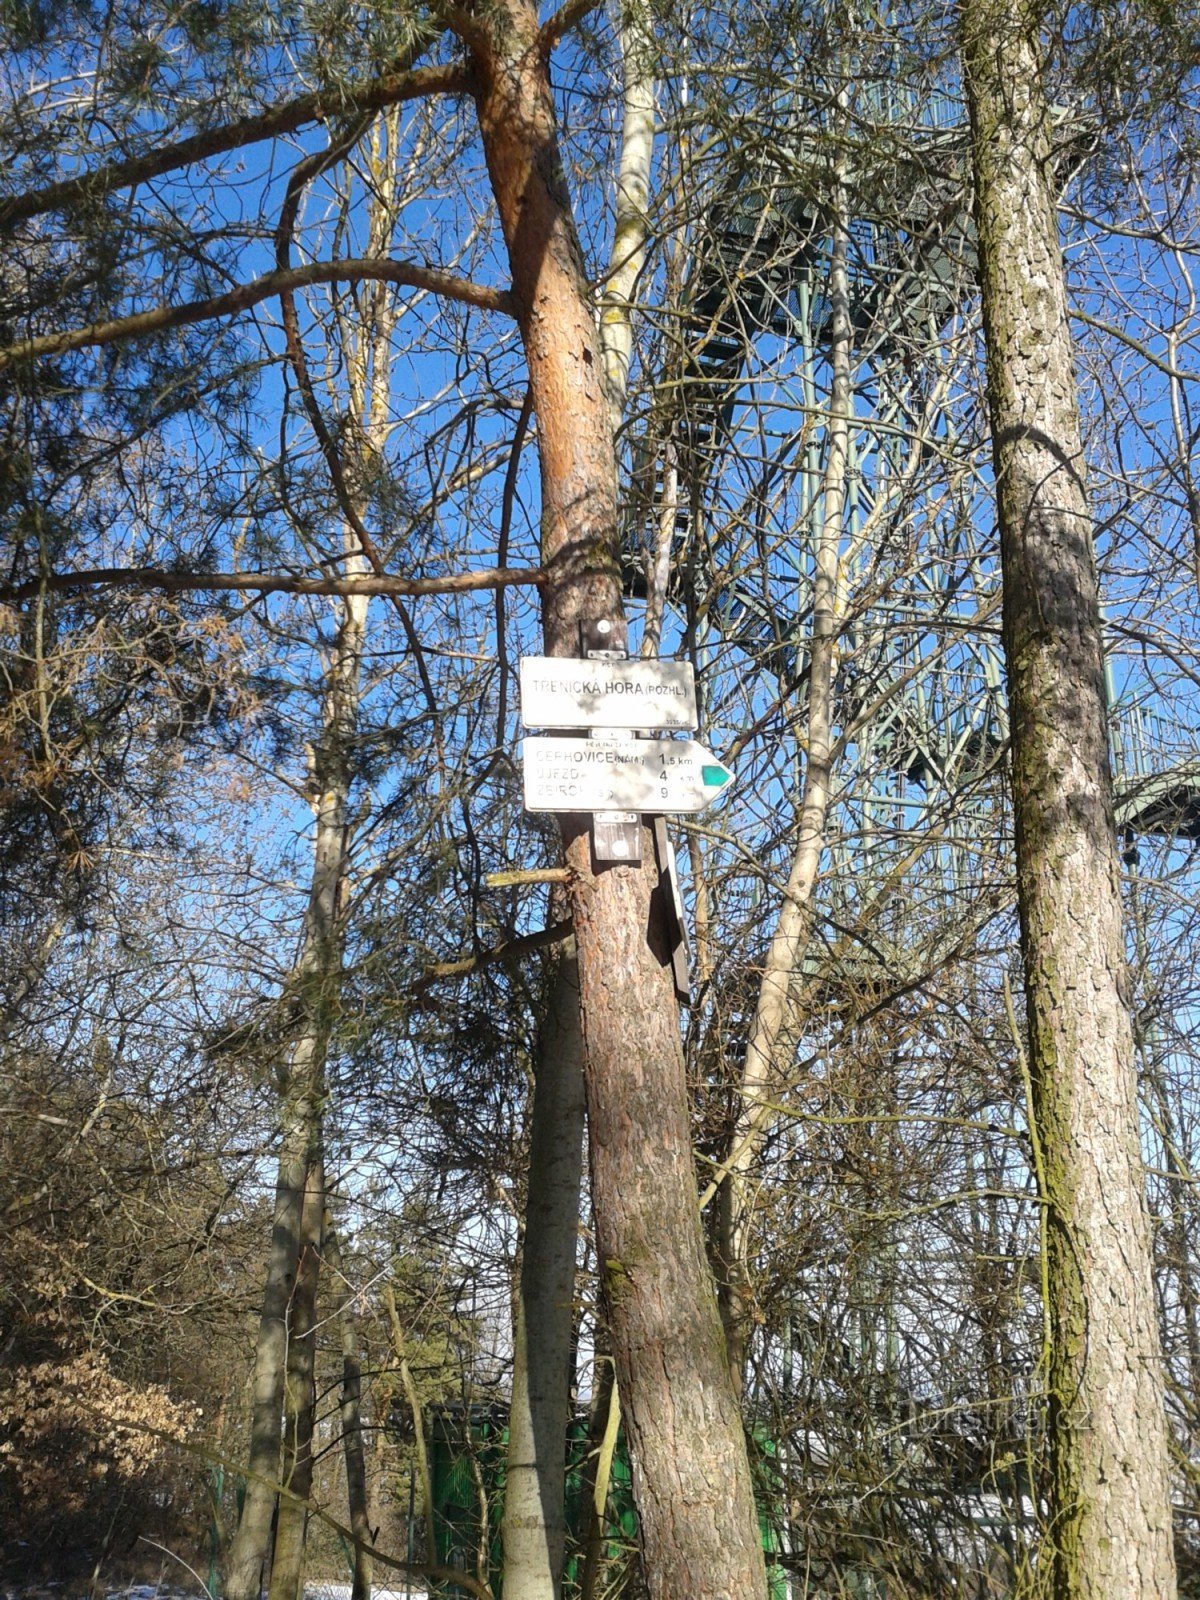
top-left (4, 1585), bottom-right (428, 1600)
top-left (303, 1587), bottom-right (428, 1600)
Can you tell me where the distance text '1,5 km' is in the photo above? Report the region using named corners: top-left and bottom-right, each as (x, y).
top-left (522, 736), bottom-right (732, 814)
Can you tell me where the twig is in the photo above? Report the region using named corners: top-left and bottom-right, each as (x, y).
top-left (484, 867), bottom-right (572, 888)
top-left (136, 1537), bottom-right (211, 1598)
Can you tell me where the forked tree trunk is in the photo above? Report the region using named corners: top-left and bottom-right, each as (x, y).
top-left (470, 7), bottom-right (768, 1597)
top-left (501, 943), bottom-right (586, 1600)
top-left (962, 3), bottom-right (1177, 1593)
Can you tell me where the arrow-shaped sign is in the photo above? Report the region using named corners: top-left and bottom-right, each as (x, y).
top-left (522, 736), bottom-right (733, 815)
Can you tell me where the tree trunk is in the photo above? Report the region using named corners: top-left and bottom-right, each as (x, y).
top-left (224, 153), bottom-right (381, 1573)
top-left (267, 1146), bottom-right (326, 1600)
top-left (224, 574), bottom-right (370, 1600)
top-left (501, 26), bottom-right (655, 1578)
top-left (599, 0), bottom-right (656, 430)
top-left (961, 3), bottom-right (1177, 1593)
top-left (470, 9), bottom-right (768, 1598)
top-left (223, 1059), bottom-right (328, 1600)
top-left (716, 193), bottom-right (851, 1395)
top-left (326, 1216), bottom-right (374, 1600)
top-left (501, 944), bottom-right (586, 1600)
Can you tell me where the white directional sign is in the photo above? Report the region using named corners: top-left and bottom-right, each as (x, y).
top-left (519, 657), bottom-right (698, 731)
top-left (522, 737), bottom-right (733, 814)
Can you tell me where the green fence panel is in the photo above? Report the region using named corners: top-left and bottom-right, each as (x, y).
top-left (427, 1406), bottom-right (789, 1599)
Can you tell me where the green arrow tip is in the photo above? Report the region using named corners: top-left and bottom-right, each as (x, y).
top-left (702, 765), bottom-right (731, 787)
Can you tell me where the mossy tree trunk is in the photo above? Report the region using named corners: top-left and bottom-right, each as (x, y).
top-left (962, 2), bottom-right (1177, 1593)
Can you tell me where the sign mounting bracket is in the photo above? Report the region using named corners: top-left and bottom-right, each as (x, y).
top-left (581, 620), bottom-right (643, 865)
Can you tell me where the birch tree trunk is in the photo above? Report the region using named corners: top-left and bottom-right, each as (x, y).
top-left (470, 7), bottom-right (768, 1596)
top-left (501, 944), bottom-right (586, 1600)
top-left (715, 195), bottom-right (852, 1395)
top-left (600, 0), bottom-right (656, 431)
top-left (961, 3), bottom-right (1177, 1592)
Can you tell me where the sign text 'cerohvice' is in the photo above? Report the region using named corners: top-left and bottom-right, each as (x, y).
top-left (522, 736), bottom-right (732, 815)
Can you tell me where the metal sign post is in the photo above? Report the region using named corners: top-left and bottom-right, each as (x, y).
top-left (580, 619), bottom-right (643, 865)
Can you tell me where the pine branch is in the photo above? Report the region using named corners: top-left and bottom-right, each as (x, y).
top-left (0, 565), bottom-right (546, 604)
top-left (0, 257), bottom-right (515, 370)
top-left (539, 0), bottom-right (605, 51)
top-left (0, 61), bottom-right (470, 229)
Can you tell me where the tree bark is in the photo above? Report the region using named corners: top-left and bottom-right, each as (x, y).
top-left (326, 1216), bottom-right (374, 1600)
top-left (501, 944), bottom-right (586, 1600)
top-left (224, 568), bottom-right (370, 1600)
top-left (470, 9), bottom-right (768, 1598)
top-left (267, 1146), bottom-right (326, 1600)
top-left (962, 3), bottom-right (1177, 1593)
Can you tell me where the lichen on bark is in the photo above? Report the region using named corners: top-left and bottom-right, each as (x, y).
top-left (961, 0), bottom-right (1177, 1593)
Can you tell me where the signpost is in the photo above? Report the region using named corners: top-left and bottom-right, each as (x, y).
top-left (519, 656), bottom-right (698, 731)
top-left (522, 736), bottom-right (733, 814)
top-left (515, 622), bottom-right (733, 1000)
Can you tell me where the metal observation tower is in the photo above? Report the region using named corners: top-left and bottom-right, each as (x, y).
top-left (626, 68), bottom-right (1200, 951)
